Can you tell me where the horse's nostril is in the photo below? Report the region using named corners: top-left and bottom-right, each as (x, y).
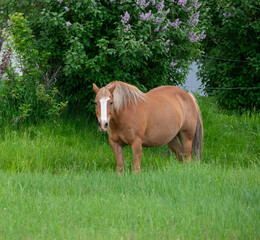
top-left (104, 122), bottom-right (108, 128)
top-left (98, 122), bottom-right (101, 127)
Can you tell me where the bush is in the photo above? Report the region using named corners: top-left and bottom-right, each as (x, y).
top-left (0, 0), bottom-right (205, 112)
top-left (198, 0), bottom-right (260, 111)
top-left (0, 13), bottom-right (68, 124)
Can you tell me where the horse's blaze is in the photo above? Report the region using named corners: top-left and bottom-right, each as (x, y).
top-left (98, 97), bottom-right (110, 131)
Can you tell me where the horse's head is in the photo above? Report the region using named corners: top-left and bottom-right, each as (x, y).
top-left (93, 83), bottom-right (116, 131)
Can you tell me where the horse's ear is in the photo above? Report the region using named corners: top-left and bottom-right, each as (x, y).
top-left (109, 83), bottom-right (116, 95)
top-left (93, 83), bottom-right (99, 94)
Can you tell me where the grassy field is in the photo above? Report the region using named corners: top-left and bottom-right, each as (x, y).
top-left (0, 166), bottom-right (259, 239)
top-left (0, 97), bottom-right (259, 239)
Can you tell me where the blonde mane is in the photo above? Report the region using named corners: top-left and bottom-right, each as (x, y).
top-left (106, 81), bottom-right (145, 112)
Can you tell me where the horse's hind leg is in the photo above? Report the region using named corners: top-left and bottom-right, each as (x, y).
top-left (179, 130), bottom-right (194, 162)
top-left (167, 136), bottom-right (183, 162)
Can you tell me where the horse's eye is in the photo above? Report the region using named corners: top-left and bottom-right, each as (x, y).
top-left (110, 101), bottom-right (113, 105)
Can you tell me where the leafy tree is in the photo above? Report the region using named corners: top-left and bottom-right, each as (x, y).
top-left (199, 0), bottom-right (260, 111)
top-left (1, 0), bottom-right (205, 113)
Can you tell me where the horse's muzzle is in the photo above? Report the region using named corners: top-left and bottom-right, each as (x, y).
top-left (99, 121), bottom-right (108, 131)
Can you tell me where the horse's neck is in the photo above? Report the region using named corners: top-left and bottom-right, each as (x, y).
top-left (110, 107), bottom-right (124, 131)
top-left (110, 112), bottom-right (120, 129)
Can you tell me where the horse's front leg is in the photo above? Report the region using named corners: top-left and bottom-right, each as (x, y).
top-left (131, 138), bottom-right (142, 173)
top-left (109, 137), bottom-right (124, 174)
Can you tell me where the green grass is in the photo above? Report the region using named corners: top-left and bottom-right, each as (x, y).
top-left (0, 97), bottom-right (259, 239)
top-left (0, 165), bottom-right (259, 239)
top-left (0, 97), bottom-right (259, 173)
top-left (199, 97), bottom-right (260, 167)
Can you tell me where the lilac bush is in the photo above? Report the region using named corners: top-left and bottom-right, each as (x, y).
top-left (0, 0), bottom-right (205, 112)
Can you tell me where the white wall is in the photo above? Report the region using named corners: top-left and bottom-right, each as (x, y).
top-left (0, 40), bottom-right (22, 76)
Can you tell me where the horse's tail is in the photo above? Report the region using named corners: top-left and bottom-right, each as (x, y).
top-left (189, 93), bottom-right (203, 160)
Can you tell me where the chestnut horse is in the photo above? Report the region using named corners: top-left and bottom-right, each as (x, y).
top-left (93, 81), bottom-right (203, 173)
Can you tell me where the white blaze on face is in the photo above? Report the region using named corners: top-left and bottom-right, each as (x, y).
top-left (100, 97), bottom-right (110, 122)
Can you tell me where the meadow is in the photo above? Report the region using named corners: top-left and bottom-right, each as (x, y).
top-left (0, 97), bottom-right (259, 239)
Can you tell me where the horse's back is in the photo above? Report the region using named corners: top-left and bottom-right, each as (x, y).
top-left (147, 85), bottom-right (190, 100)
top-left (147, 86), bottom-right (197, 115)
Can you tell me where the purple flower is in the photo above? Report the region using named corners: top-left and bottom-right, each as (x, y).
top-left (124, 24), bottom-right (131, 32)
top-left (188, 11), bottom-right (200, 27)
top-left (166, 48), bottom-right (170, 53)
top-left (7, 19), bottom-right (11, 26)
top-left (149, 0), bottom-right (156, 5)
top-left (66, 21), bottom-right (72, 27)
top-left (157, 0), bottom-right (165, 12)
top-left (154, 26), bottom-right (160, 32)
top-left (136, 0), bottom-right (150, 8)
top-left (184, 7), bottom-right (192, 12)
top-left (57, 0), bottom-right (63, 3)
top-left (164, 8), bottom-right (170, 15)
top-left (223, 13), bottom-right (232, 18)
top-left (154, 17), bottom-right (164, 24)
top-left (165, 39), bottom-right (170, 45)
top-left (196, 3), bottom-right (202, 9)
top-left (170, 18), bottom-right (182, 29)
top-left (139, 10), bottom-right (152, 21)
top-left (110, 0), bottom-right (116, 2)
top-left (162, 21), bottom-right (169, 31)
top-left (200, 31), bottom-right (206, 40)
top-left (170, 62), bottom-right (177, 67)
top-left (193, 0), bottom-right (202, 9)
top-left (121, 11), bottom-right (130, 25)
top-left (177, 0), bottom-right (187, 7)
top-left (188, 31), bottom-right (200, 42)
top-left (65, 7), bottom-right (69, 12)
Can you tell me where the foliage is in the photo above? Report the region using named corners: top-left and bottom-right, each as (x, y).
top-left (0, 13), bottom-right (68, 124)
top-left (0, 0), bottom-right (205, 112)
top-left (198, 0), bottom-right (260, 111)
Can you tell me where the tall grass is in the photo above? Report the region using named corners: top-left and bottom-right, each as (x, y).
top-left (198, 97), bottom-right (259, 167)
top-left (0, 165), bottom-right (259, 239)
top-left (0, 97), bottom-right (258, 173)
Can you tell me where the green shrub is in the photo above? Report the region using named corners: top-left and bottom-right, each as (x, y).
top-left (0, 13), bottom-right (68, 124)
top-left (0, 0), bottom-right (205, 112)
top-left (199, 0), bottom-right (260, 111)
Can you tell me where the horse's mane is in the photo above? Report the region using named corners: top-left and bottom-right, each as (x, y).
top-left (106, 81), bottom-right (145, 112)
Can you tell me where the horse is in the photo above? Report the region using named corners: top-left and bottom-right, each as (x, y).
top-left (93, 81), bottom-right (203, 173)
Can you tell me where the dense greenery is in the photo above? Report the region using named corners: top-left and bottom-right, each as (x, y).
top-left (199, 0), bottom-right (260, 111)
top-left (0, 13), bottom-right (67, 124)
top-left (0, 0), bottom-right (205, 113)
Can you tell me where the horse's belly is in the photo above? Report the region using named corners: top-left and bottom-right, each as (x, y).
top-left (142, 128), bottom-right (178, 147)
top-left (141, 102), bottom-right (182, 147)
